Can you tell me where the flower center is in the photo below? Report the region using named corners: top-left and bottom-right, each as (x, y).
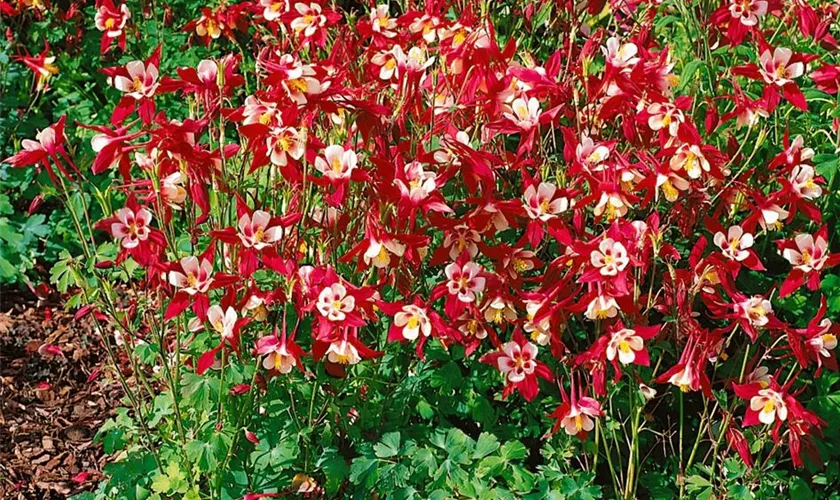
top-left (287, 78), bottom-right (308, 94)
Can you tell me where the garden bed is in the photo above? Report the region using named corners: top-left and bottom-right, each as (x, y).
top-left (0, 296), bottom-right (119, 499)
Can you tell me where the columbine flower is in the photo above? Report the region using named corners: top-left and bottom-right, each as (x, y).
top-left (274, 54), bottom-right (323, 104)
top-left (260, 0), bottom-right (287, 22)
top-left (238, 210), bottom-right (283, 250)
top-left (395, 161), bottom-right (437, 203)
top-left (444, 261), bottom-right (485, 303)
top-left (168, 257), bottom-right (213, 295)
top-left (783, 233), bottom-right (828, 272)
top-left (314, 145), bottom-right (357, 182)
top-left (113, 61), bottom-right (159, 99)
top-left (523, 182), bottom-right (568, 221)
top-left (807, 321), bottom-right (837, 358)
top-left (326, 340), bottom-right (361, 365)
top-left (670, 144), bottom-right (710, 179)
top-left (393, 305), bottom-right (431, 341)
top-left (316, 283), bottom-right (355, 321)
top-left (161, 172), bottom-right (187, 205)
top-left (207, 305), bottom-right (238, 340)
top-left (585, 295), bottom-right (619, 320)
top-left (267, 127), bottom-right (306, 166)
top-left (111, 206), bottom-right (152, 249)
top-left (759, 48), bottom-right (804, 86)
top-left (255, 332), bottom-right (304, 374)
top-left (371, 47), bottom-right (404, 81)
top-left (504, 97), bottom-right (541, 130)
top-left (363, 238), bottom-right (405, 268)
top-left (790, 165), bottom-right (822, 200)
top-left (737, 296), bottom-right (773, 328)
top-left (749, 389), bottom-right (788, 424)
top-left (647, 102), bottom-right (684, 137)
top-left (524, 301), bottom-right (551, 345)
top-left (606, 328), bottom-right (646, 365)
top-left (714, 225), bottom-right (754, 262)
top-left (729, 0), bottom-right (767, 27)
top-left (576, 134), bottom-right (610, 170)
top-left (590, 238), bottom-right (629, 276)
top-left (483, 296), bottom-right (516, 325)
top-left (369, 4), bottom-right (396, 37)
top-left (290, 2), bottom-right (326, 37)
top-left (602, 37), bottom-right (639, 70)
top-left (95, 2), bottom-right (131, 35)
top-left (559, 397), bottom-right (602, 436)
top-left (496, 341), bottom-right (538, 383)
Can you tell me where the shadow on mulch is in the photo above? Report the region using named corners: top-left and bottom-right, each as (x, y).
top-left (0, 289), bottom-right (121, 499)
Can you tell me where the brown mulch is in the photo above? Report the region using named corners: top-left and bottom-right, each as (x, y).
top-left (0, 293), bottom-right (121, 499)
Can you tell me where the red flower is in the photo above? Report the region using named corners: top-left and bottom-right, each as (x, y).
top-left (480, 330), bottom-right (553, 402)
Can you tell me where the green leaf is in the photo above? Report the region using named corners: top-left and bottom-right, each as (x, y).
top-left (476, 456), bottom-right (506, 477)
top-left (789, 477), bottom-right (814, 499)
top-left (678, 59), bottom-right (703, 92)
top-left (473, 432), bottom-right (500, 460)
top-left (180, 371), bottom-right (218, 409)
top-left (150, 474), bottom-right (170, 494)
top-left (185, 440), bottom-right (218, 472)
top-left (374, 432), bottom-right (401, 458)
top-left (500, 441), bottom-right (528, 461)
top-left (0, 193), bottom-right (13, 215)
top-left (411, 448), bottom-right (438, 477)
top-left (349, 456), bottom-right (378, 488)
top-left (317, 454), bottom-right (349, 495)
top-left (416, 399), bottom-right (434, 419)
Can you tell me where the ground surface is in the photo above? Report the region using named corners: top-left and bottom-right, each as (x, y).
top-left (0, 293), bottom-right (119, 499)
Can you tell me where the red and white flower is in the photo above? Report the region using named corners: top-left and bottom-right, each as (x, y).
top-left (444, 261), bottom-right (485, 303)
top-left (111, 206), bottom-right (152, 249)
top-left (260, 0), bottom-right (287, 22)
top-left (714, 225), bottom-right (754, 262)
top-left (729, 0), bottom-right (767, 27)
top-left (316, 283), bottom-right (355, 321)
top-left (325, 339), bottom-right (361, 365)
top-left (168, 257), bottom-right (213, 295)
top-left (602, 37), bottom-right (639, 70)
top-left (113, 61), bottom-right (159, 99)
top-left (238, 210), bottom-right (283, 249)
top-left (585, 295), bottom-right (619, 320)
top-left (207, 305), bottom-right (238, 340)
top-left (504, 97), bottom-right (542, 131)
top-left (267, 127), bottom-right (306, 166)
top-left (590, 238), bottom-right (629, 276)
top-left (670, 144), bottom-right (710, 179)
top-left (783, 233), bottom-right (829, 272)
top-left (790, 165), bottom-right (822, 200)
top-left (523, 182), bottom-right (568, 221)
top-left (760, 48), bottom-right (804, 87)
top-left (606, 328), bottom-right (646, 365)
top-left (749, 388), bottom-right (788, 425)
top-left (735, 296), bottom-right (773, 328)
top-left (369, 4), bottom-right (396, 38)
top-left (315, 145), bottom-right (357, 182)
top-left (290, 2), bottom-right (326, 37)
top-left (393, 305), bottom-right (431, 341)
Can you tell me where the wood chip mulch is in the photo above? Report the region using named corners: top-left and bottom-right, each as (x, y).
top-left (0, 296), bottom-right (122, 499)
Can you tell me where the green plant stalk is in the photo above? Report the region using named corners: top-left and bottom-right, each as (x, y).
top-left (678, 390), bottom-right (685, 498)
top-left (597, 419), bottom-right (622, 499)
